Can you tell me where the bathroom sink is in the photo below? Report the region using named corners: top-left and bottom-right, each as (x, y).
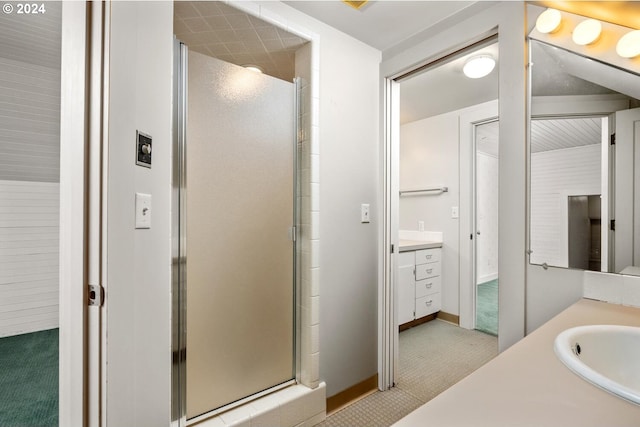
top-left (554, 325), bottom-right (640, 405)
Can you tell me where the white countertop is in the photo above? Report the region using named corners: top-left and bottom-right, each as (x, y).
top-left (398, 239), bottom-right (442, 252)
top-left (392, 299), bottom-right (640, 427)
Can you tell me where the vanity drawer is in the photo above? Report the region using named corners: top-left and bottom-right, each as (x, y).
top-left (415, 248), bottom-right (441, 265)
top-left (415, 276), bottom-right (441, 299)
top-left (415, 293), bottom-right (441, 318)
top-left (415, 262), bottom-right (441, 280)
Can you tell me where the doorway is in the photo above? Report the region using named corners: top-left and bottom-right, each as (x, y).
top-left (388, 37), bottom-right (500, 390)
top-left (474, 120), bottom-right (499, 336)
top-left (0, 4), bottom-right (62, 426)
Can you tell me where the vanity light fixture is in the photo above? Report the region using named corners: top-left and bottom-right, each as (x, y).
top-left (535, 8), bottom-right (562, 34)
top-left (616, 30), bottom-right (640, 58)
top-left (572, 19), bottom-right (602, 46)
top-left (243, 64), bottom-right (263, 74)
top-left (463, 55), bottom-right (496, 79)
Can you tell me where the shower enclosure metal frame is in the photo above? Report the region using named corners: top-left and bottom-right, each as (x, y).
top-left (171, 38), bottom-right (302, 426)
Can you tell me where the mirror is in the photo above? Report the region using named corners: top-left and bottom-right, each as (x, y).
top-left (528, 38), bottom-right (640, 274)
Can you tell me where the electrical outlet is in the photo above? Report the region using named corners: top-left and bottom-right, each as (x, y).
top-left (418, 221), bottom-right (425, 232)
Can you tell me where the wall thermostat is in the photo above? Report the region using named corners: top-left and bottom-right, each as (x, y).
top-left (136, 130), bottom-right (152, 168)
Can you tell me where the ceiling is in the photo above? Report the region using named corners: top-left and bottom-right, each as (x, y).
top-left (476, 117), bottom-right (603, 158)
top-left (283, 1), bottom-right (479, 51)
top-left (399, 41), bottom-right (499, 124)
top-left (174, 1), bottom-right (307, 81)
top-left (172, 1), bottom-right (639, 127)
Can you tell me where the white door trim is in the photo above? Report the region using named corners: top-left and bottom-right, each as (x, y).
top-left (378, 78), bottom-right (400, 391)
top-left (459, 104), bottom-right (499, 330)
top-left (59, 2), bottom-right (90, 425)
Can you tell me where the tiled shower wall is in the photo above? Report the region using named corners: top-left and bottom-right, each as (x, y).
top-left (295, 41), bottom-right (320, 389)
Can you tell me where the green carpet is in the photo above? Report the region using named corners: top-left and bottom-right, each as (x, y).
top-left (0, 328), bottom-right (58, 426)
top-left (476, 279), bottom-right (498, 336)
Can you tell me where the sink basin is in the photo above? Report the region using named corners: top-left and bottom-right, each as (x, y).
top-left (554, 325), bottom-right (640, 405)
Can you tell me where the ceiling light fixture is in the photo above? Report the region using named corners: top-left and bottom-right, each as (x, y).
top-left (535, 8), bottom-right (562, 34)
top-left (572, 19), bottom-right (602, 45)
top-left (616, 29), bottom-right (640, 58)
top-left (463, 55), bottom-right (496, 79)
top-left (342, 0), bottom-right (368, 10)
top-left (243, 64), bottom-right (263, 74)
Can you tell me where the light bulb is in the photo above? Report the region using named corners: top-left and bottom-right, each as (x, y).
top-left (572, 19), bottom-right (602, 46)
top-left (616, 30), bottom-right (640, 58)
top-left (536, 9), bottom-right (562, 34)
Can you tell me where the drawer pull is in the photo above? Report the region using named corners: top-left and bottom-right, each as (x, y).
top-left (425, 300), bottom-right (433, 306)
top-left (426, 254), bottom-right (432, 259)
top-left (425, 283), bottom-right (432, 288)
top-left (426, 268), bottom-right (433, 274)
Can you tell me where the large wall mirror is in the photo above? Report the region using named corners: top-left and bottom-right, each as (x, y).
top-left (528, 12), bottom-right (640, 275)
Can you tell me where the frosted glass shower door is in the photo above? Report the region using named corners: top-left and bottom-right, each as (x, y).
top-left (186, 51), bottom-right (295, 419)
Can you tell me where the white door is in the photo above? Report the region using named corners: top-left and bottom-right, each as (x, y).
top-left (614, 107), bottom-right (640, 272)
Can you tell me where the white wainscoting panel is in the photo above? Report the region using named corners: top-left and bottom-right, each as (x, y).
top-left (530, 144), bottom-right (601, 268)
top-left (0, 180), bottom-right (59, 337)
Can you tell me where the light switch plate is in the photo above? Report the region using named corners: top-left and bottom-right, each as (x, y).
top-left (135, 193), bottom-right (152, 229)
top-left (361, 203), bottom-right (370, 223)
top-left (451, 206), bottom-right (459, 219)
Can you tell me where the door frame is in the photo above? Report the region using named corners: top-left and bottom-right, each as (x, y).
top-left (60, 1), bottom-right (106, 425)
top-left (379, 1), bottom-right (529, 389)
top-left (379, 36), bottom-right (500, 390)
top-left (459, 108), bottom-right (498, 331)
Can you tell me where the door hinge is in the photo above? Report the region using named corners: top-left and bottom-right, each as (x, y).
top-left (413, 267), bottom-right (416, 277)
top-left (88, 284), bottom-right (105, 307)
top-left (611, 133), bottom-right (616, 145)
top-left (470, 233), bottom-right (473, 240)
top-left (611, 219), bottom-right (616, 231)
top-left (289, 226), bottom-right (297, 242)
top-left (391, 244), bottom-right (395, 254)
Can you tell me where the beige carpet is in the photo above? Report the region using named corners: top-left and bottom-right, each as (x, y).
top-left (315, 320), bottom-right (498, 427)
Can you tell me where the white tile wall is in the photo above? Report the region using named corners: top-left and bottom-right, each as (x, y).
top-left (583, 270), bottom-right (640, 308)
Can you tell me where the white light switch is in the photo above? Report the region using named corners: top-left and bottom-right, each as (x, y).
top-left (451, 206), bottom-right (459, 219)
top-left (135, 193), bottom-right (152, 229)
top-left (361, 203), bottom-right (370, 223)
top-left (418, 221), bottom-right (425, 232)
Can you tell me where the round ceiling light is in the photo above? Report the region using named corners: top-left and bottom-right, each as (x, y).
top-left (243, 64), bottom-right (263, 74)
top-left (535, 9), bottom-right (562, 34)
top-left (572, 19), bottom-right (602, 45)
top-left (616, 30), bottom-right (640, 58)
top-left (463, 55), bottom-right (496, 79)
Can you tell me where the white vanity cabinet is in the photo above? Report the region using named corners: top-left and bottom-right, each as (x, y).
top-left (398, 246), bottom-right (442, 327)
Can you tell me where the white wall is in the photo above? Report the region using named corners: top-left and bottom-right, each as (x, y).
top-left (103, 3), bottom-right (380, 422)
top-left (530, 144), bottom-right (601, 268)
top-left (105, 2), bottom-right (173, 426)
top-left (0, 181), bottom-right (59, 337)
top-left (399, 101), bottom-right (499, 316)
top-left (399, 110), bottom-right (459, 315)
